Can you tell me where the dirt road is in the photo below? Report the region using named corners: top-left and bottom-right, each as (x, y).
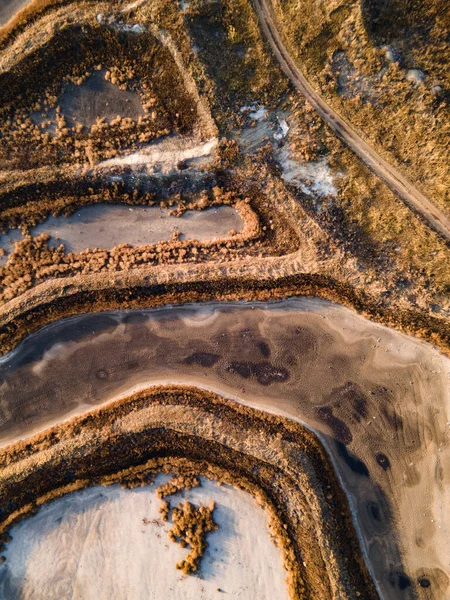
top-left (254, 0), bottom-right (450, 240)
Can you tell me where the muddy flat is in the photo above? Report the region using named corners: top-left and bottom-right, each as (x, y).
top-left (29, 70), bottom-right (146, 134)
top-left (0, 0), bottom-right (30, 27)
top-left (0, 203), bottom-right (243, 264)
top-left (0, 298), bottom-right (449, 597)
top-left (57, 70), bottom-right (145, 128)
top-left (0, 475), bottom-right (288, 599)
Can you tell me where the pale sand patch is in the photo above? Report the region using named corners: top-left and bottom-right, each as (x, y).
top-left (121, 0), bottom-right (148, 12)
top-left (0, 476), bottom-right (289, 600)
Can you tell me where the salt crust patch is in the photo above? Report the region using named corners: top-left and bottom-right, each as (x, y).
top-left (276, 145), bottom-right (338, 198)
top-left (97, 137), bottom-right (218, 172)
top-left (114, 23), bottom-right (146, 34)
top-left (240, 103), bottom-right (267, 121)
top-left (0, 476), bottom-right (289, 600)
top-left (274, 119), bottom-right (289, 141)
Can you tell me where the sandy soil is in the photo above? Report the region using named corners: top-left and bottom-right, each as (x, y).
top-left (1, 298), bottom-right (449, 597)
top-left (0, 203), bottom-right (243, 265)
top-left (0, 475), bottom-right (289, 599)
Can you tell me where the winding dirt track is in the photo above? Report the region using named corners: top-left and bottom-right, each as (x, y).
top-left (254, 0), bottom-right (450, 241)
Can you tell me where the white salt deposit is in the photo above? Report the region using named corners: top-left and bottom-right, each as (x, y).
top-left (240, 103), bottom-right (267, 121)
top-left (97, 137), bottom-right (218, 172)
top-left (0, 476), bottom-right (289, 600)
top-left (274, 119), bottom-right (289, 140)
top-left (276, 146), bottom-right (338, 198)
top-left (114, 22), bottom-right (146, 34)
